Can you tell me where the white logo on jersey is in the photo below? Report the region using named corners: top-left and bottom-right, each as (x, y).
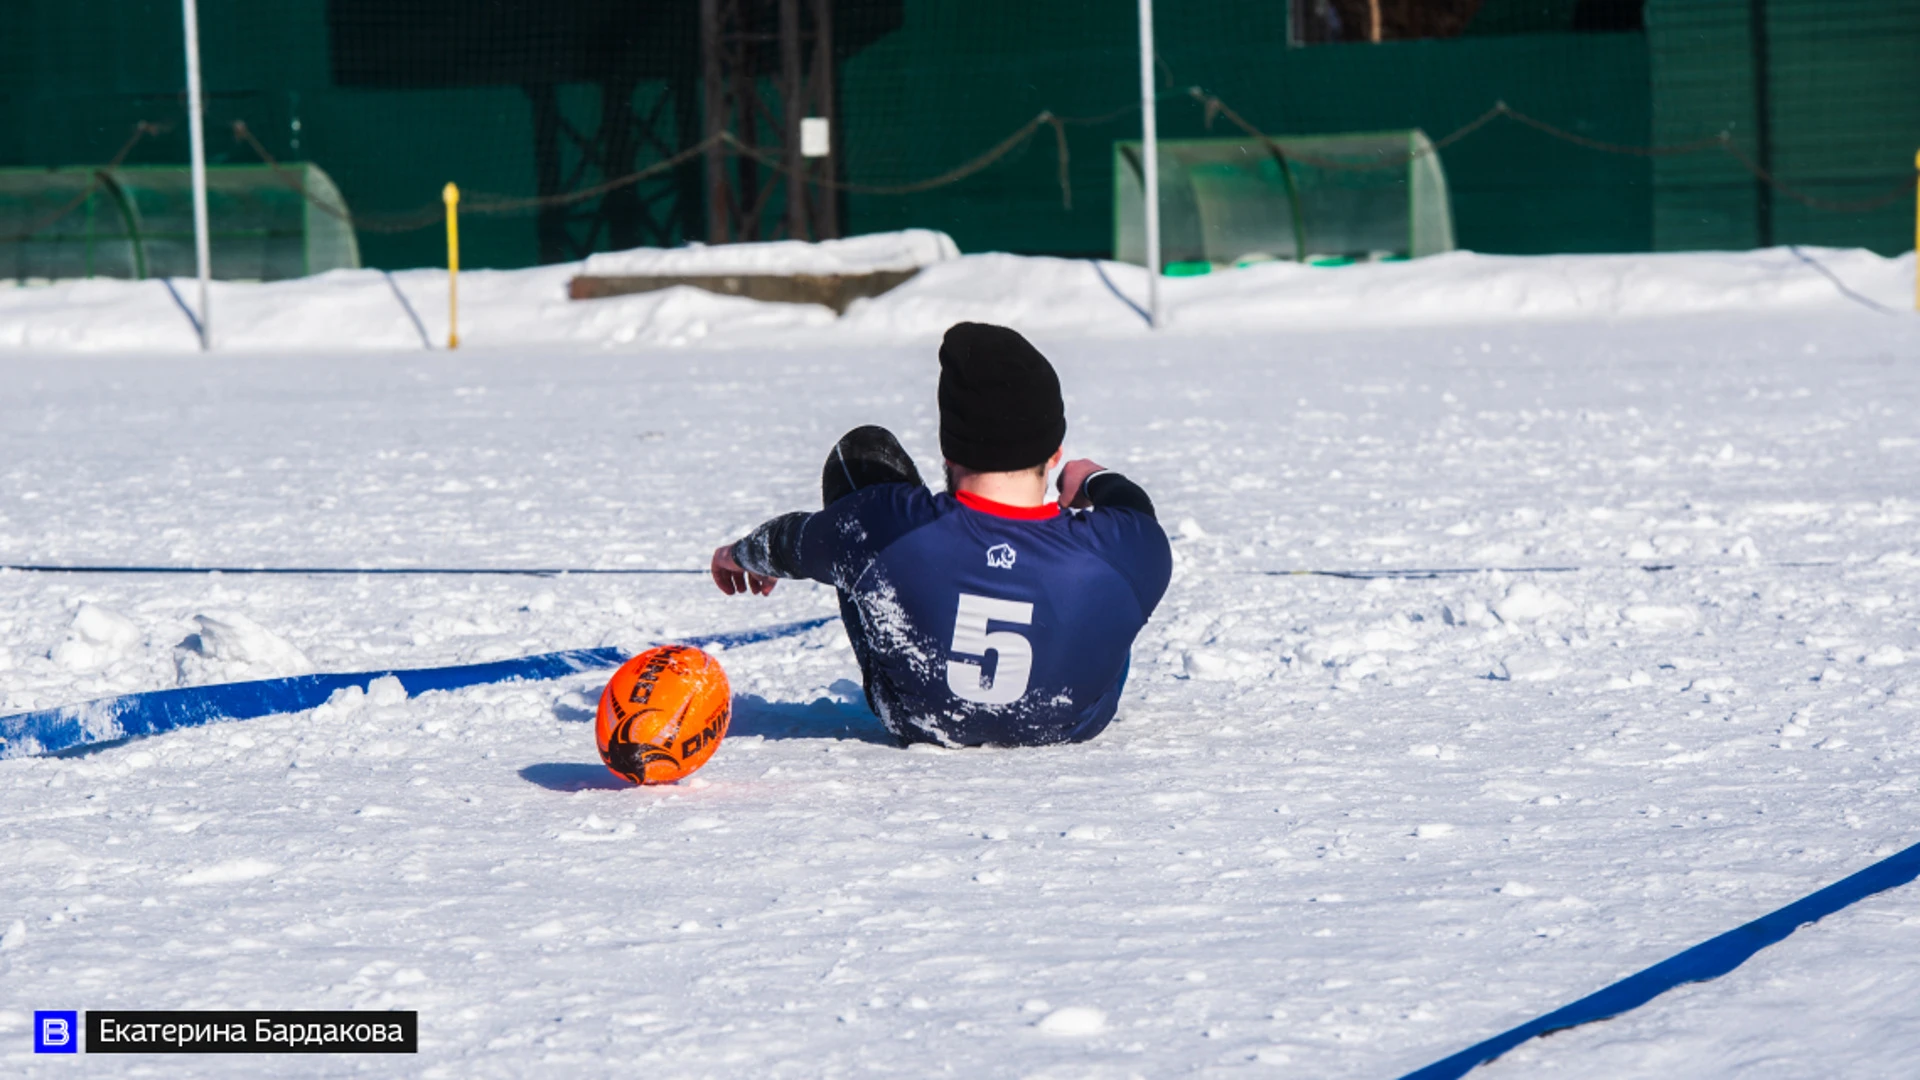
top-left (985, 543), bottom-right (1017, 569)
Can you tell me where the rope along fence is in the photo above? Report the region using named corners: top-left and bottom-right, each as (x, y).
top-left (228, 104), bottom-right (1103, 235)
top-left (1, 122), bottom-right (167, 243)
top-left (15, 87), bottom-right (1918, 241)
top-left (1188, 89), bottom-right (1919, 216)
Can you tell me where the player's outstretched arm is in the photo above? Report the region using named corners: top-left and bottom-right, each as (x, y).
top-left (710, 544), bottom-right (778, 596)
top-left (711, 510), bottom-right (813, 596)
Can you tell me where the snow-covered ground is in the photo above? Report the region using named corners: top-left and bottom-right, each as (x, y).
top-left (2, 252), bottom-right (1920, 1077)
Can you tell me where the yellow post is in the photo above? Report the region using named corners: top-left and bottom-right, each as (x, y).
top-left (443, 182), bottom-right (461, 349)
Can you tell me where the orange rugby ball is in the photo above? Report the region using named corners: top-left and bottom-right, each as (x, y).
top-left (595, 645), bottom-right (732, 785)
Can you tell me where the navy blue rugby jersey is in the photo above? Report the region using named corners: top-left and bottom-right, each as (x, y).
top-left (742, 477), bottom-right (1171, 746)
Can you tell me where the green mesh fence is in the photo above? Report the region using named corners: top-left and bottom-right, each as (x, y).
top-left (1, 1), bottom-right (1913, 272)
top-left (0, 164), bottom-right (360, 281)
top-left (1112, 132), bottom-right (1456, 270)
top-left (1650, 0), bottom-right (1920, 251)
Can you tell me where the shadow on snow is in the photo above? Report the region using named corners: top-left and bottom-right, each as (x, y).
top-left (517, 762), bottom-right (629, 791)
top-left (520, 685), bottom-right (896, 790)
top-left (728, 689), bottom-right (896, 746)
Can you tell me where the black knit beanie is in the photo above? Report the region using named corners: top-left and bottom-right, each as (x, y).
top-left (937, 322), bottom-right (1066, 472)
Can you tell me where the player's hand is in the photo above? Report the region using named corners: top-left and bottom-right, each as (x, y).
top-left (1057, 458), bottom-right (1105, 510)
top-left (710, 545), bottom-right (778, 596)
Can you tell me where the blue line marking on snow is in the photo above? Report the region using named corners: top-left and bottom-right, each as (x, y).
top-left (1088, 259), bottom-right (1152, 326)
top-left (0, 616), bottom-right (835, 760)
top-left (1260, 561), bottom-right (1837, 581)
top-left (383, 269), bottom-right (434, 349)
top-left (1400, 839), bottom-right (1920, 1080)
top-left (688, 615), bottom-right (835, 651)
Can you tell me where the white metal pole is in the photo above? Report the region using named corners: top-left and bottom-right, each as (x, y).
top-left (182, 0), bottom-right (212, 350)
top-left (1137, 0), bottom-right (1161, 329)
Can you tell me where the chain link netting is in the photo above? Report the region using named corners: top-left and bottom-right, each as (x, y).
top-left (3, 1), bottom-right (1915, 266)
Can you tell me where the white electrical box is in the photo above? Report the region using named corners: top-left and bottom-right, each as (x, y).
top-left (800, 117), bottom-right (831, 158)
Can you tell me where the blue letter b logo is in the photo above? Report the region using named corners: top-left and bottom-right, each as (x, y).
top-left (35, 1011), bottom-right (78, 1053)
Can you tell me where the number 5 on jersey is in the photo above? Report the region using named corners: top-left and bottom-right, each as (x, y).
top-left (946, 593), bottom-right (1034, 705)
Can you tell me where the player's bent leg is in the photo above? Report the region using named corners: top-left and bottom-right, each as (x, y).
top-left (821, 426), bottom-right (921, 745)
top-left (822, 425), bottom-right (923, 506)
top-left (835, 590), bottom-right (880, 704)
top-left (835, 589), bottom-right (922, 746)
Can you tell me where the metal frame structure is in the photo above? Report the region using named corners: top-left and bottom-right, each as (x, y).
top-left (700, 0), bottom-right (840, 244)
top-left (1138, 0), bottom-right (1160, 327)
top-left (181, 0), bottom-right (211, 348)
top-left (524, 78), bottom-right (703, 262)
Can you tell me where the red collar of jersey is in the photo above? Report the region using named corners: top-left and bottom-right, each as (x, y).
top-left (954, 490), bottom-right (1061, 520)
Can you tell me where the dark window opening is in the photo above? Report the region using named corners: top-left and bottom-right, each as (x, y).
top-left (1291, 0), bottom-right (1644, 45)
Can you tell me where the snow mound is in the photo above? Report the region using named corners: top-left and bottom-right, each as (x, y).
top-left (172, 858), bottom-right (279, 886)
top-left (1035, 1005), bottom-right (1107, 1035)
top-left (1170, 247), bottom-right (1916, 329)
top-left (845, 247), bottom-right (1919, 341)
top-left (1623, 604), bottom-right (1697, 629)
top-left (1183, 648), bottom-right (1273, 682)
top-left (174, 612), bottom-right (314, 684)
top-left (228, 268), bottom-right (836, 353)
top-left (1492, 582), bottom-right (1572, 623)
top-left (51, 603), bottom-right (142, 670)
top-left (839, 252), bottom-right (1141, 339)
top-left (0, 245), bottom-right (1909, 354)
top-left (581, 228), bottom-right (958, 276)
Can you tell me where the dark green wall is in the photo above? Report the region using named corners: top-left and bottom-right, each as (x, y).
top-left (1, 0), bottom-right (548, 269)
top-left (1650, 0), bottom-right (1920, 252)
top-left (838, 4), bottom-right (1650, 256)
top-left (3, 0), bottom-right (1910, 269)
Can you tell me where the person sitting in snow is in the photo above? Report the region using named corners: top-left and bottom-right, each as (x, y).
top-left (709, 322), bottom-right (1172, 747)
